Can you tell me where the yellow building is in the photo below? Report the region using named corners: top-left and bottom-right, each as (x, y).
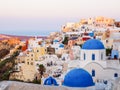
top-left (10, 51), bottom-right (37, 82)
top-left (95, 16), bottom-right (115, 26)
top-left (10, 46), bottom-right (46, 81)
top-left (80, 19), bottom-right (87, 24)
top-left (25, 51), bottom-right (35, 65)
top-left (33, 47), bottom-right (46, 61)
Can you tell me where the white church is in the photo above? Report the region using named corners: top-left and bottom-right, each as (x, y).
top-left (64, 39), bottom-right (120, 89)
top-left (68, 39), bottom-right (120, 80)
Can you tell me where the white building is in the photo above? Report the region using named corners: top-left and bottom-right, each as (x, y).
top-left (28, 38), bottom-right (43, 49)
top-left (71, 46), bottom-right (81, 60)
top-left (51, 40), bottom-right (64, 53)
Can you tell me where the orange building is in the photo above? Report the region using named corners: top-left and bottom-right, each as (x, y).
top-left (22, 40), bottom-right (28, 52)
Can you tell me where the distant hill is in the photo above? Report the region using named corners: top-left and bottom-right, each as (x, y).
top-left (0, 34), bottom-right (47, 41)
top-left (0, 34), bottom-right (11, 40)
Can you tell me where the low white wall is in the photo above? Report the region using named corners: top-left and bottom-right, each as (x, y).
top-left (0, 81), bottom-right (95, 90)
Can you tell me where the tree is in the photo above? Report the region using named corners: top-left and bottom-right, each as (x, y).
top-left (32, 78), bottom-right (41, 84)
top-left (62, 37), bottom-right (69, 45)
top-left (106, 48), bottom-right (112, 56)
top-left (79, 44), bottom-right (83, 48)
top-left (38, 64), bottom-right (46, 78)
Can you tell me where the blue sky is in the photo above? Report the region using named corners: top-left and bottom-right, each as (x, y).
top-left (0, 0), bottom-right (120, 36)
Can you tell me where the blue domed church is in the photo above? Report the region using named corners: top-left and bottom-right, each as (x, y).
top-left (67, 39), bottom-right (120, 87)
top-left (81, 39), bottom-right (105, 61)
top-left (63, 68), bottom-right (94, 87)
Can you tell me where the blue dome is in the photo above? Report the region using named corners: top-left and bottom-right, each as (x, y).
top-left (44, 76), bottom-right (58, 86)
top-left (63, 68), bottom-right (94, 87)
top-left (82, 39), bottom-right (105, 50)
top-left (59, 44), bottom-right (64, 48)
top-left (53, 40), bottom-right (59, 42)
top-left (89, 32), bottom-right (94, 37)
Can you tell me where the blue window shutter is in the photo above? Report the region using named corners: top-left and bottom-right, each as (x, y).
top-left (92, 70), bottom-right (95, 77)
top-left (84, 53), bottom-right (86, 60)
top-left (92, 54), bottom-right (95, 60)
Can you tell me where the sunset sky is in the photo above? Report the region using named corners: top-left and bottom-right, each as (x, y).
top-left (0, 0), bottom-right (120, 36)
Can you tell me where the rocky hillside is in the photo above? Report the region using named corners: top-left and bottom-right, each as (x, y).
top-left (0, 49), bottom-right (10, 59)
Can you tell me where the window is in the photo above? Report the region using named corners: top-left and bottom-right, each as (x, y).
top-left (101, 53), bottom-right (103, 60)
top-left (114, 73), bottom-right (118, 77)
top-left (27, 62), bottom-right (29, 65)
top-left (22, 61), bottom-right (25, 63)
top-left (19, 66), bottom-right (21, 69)
top-left (62, 57), bottom-right (65, 60)
top-left (31, 62), bottom-right (33, 65)
top-left (36, 63), bottom-right (39, 66)
top-left (56, 48), bottom-right (58, 50)
top-left (92, 70), bottom-right (95, 77)
top-left (84, 53), bottom-right (86, 60)
top-left (37, 50), bottom-right (39, 52)
top-left (92, 54), bottom-right (95, 60)
top-left (106, 40), bottom-right (108, 43)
